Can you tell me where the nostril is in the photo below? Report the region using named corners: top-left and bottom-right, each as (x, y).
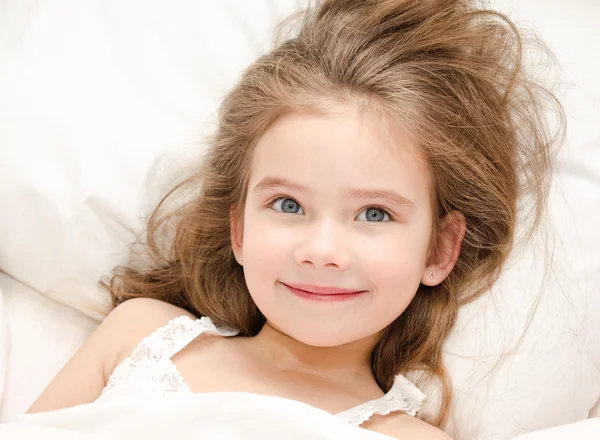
top-left (294, 235), bottom-right (351, 270)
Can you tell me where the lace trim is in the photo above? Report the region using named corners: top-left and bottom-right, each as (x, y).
top-left (101, 315), bottom-right (238, 397)
top-left (335, 374), bottom-right (427, 427)
top-left (99, 314), bottom-right (426, 427)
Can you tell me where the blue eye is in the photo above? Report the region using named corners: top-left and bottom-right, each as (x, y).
top-left (357, 207), bottom-right (391, 222)
top-left (271, 197), bottom-right (304, 214)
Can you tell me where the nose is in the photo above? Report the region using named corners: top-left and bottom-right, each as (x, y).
top-left (294, 219), bottom-right (351, 271)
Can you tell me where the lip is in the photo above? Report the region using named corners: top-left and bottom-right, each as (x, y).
top-left (281, 282), bottom-right (366, 302)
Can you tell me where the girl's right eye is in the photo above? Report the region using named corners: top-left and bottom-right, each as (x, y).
top-left (271, 197), bottom-right (304, 215)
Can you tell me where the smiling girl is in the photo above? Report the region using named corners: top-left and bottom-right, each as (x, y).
top-left (25, 0), bottom-right (564, 438)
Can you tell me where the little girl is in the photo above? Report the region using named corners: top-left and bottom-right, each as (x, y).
top-left (25, 0), bottom-right (564, 438)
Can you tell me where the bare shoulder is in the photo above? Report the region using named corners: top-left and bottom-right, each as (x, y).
top-left (364, 412), bottom-right (452, 440)
top-left (26, 297), bottom-right (194, 414)
top-left (106, 297), bottom-right (196, 329)
top-left (105, 297), bottom-right (197, 363)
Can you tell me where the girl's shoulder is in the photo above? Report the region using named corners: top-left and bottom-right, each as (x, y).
top-left (103, 297), bottom-right (197, 368)
top-left (26, 297), bottom-right (195, 413)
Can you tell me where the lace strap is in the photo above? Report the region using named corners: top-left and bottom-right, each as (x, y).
top-left (102, 315), bottom-right (238, 396)
top-left (335, 374), bottom-right (427, 427)
top-left (136, 315), bottom-right (238, 361)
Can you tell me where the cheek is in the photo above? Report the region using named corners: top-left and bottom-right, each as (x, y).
top-left (240, 210), bottom-right (291, 279)
top-left (368, 242), bottom-right (419, 285)
top-left (361, 227), bottom-right (430, 292)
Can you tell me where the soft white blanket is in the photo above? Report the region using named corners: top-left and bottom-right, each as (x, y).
top-left (0, 393), bottom-right (394, 440)
top-left (0, 392), bottom-right (597, 440)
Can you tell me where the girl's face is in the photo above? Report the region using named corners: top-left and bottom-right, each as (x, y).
top-left (233, 106), bottom-right (435, 347)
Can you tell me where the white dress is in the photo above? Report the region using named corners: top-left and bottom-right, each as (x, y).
top-left (97, 315), bottom-right (427, 427)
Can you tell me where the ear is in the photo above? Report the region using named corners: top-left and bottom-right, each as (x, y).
top-left (230, 205), bottom-right (244, 266)
top-left (421, 210), bottom-right (466, 286)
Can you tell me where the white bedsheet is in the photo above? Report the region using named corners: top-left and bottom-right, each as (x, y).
top-left (0, 273), bottom-right (97, 422)
top-left (2, 393), bottom-right (394, 440)
top-left (0, 393), bottom-right (598, 440)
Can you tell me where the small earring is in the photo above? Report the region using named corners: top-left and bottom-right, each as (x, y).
top-left (428, 271), bottom-right (435, 280)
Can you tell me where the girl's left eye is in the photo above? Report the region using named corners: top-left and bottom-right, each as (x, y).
top-left (356, 207), bottom-right (391, 222)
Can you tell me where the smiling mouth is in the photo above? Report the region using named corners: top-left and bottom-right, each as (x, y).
top-left (280, 282), bottom-right (367, 302)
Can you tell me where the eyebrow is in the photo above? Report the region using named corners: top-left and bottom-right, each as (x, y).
top-left (253, 176), bottom-right (416, 209)
top-left (254, 176), bottom-right (308, 195)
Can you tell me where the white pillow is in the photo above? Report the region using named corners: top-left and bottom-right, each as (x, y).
top-left (0, 0), bottom-right (304, 319)
top-left (0, 0), bottom-right (597, 438)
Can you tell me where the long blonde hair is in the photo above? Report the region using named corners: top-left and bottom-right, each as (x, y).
top-left (103, 0), bottom-right (564, 426)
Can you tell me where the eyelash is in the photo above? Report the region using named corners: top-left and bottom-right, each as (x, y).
top-left (266, 196), bottom-right (395, 222)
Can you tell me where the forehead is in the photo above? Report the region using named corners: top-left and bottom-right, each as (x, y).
top-left (249, 107), bottom-right (431, 202)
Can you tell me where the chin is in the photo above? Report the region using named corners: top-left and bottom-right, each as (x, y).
top-left (271, 320), bottom-right (374, 348)
top-left (293, 334), bottom-right (351, 348)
